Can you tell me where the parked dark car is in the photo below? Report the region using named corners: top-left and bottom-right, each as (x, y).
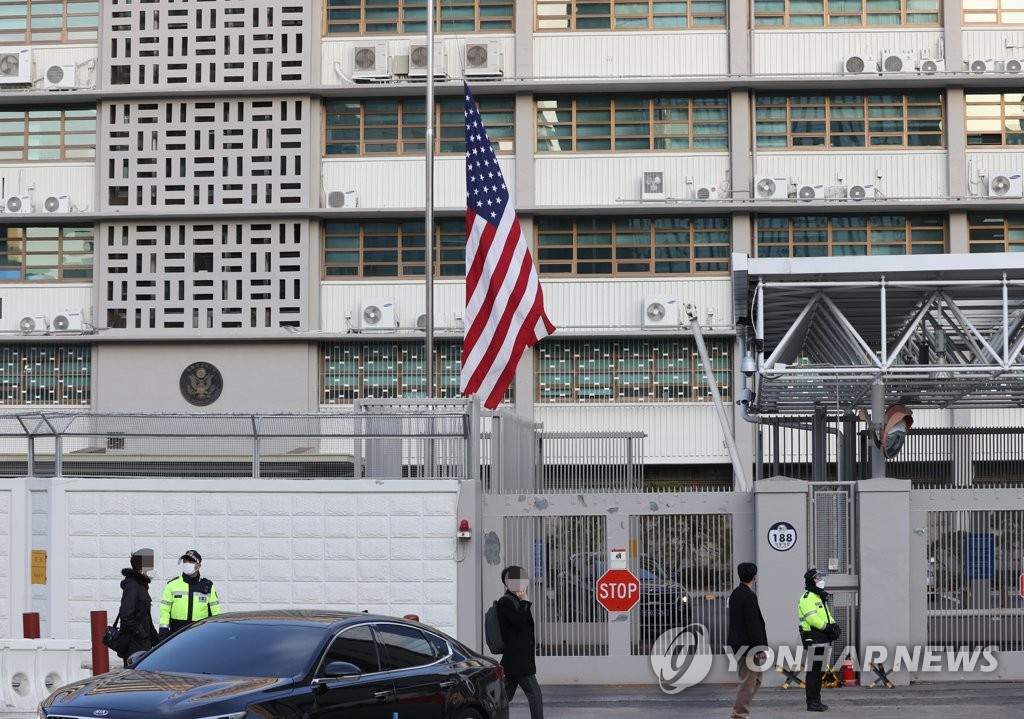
top-left (553, 552), bottom-right (690, 628)
top-left (38, 610), bottom-right (507, 719)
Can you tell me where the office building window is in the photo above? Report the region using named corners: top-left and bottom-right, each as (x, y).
top-left (753, 0), bottom-right (940, 26)
top-left (0, 107), bottom-right (95, 161)
top-left (321, 341), bottom-right (513, 403)
top-left (964, 0), bottom-right (1024, 23)
top-left (0, 225), bottom-right (93, 281)
top-left (755, 92), bottom-right (944, 148)
top-left (536, 0), bottom-right (726, 30)
top-left (537, 338), bottom-right (731, 403)
top-left (324, 220), bottom-right (465, 278)
top-left (325, 0), bottom-right (513, 33)
top-left (536, 216), bottom-right (730, 276)
top-left (537, 94), bottom-right (729, 152)
top-left (966, 93), bottom-right (1024, 146)
top-left (325, 96), bottom-right (514, 156)
top-left (0, 0), bottom-right (98, 43)
top-left (756, 215), bottom-right (947, 257)
top-left (0, 344), bottom-right (91, 406)
top-left (968, 214), bottom-right (1024, 252)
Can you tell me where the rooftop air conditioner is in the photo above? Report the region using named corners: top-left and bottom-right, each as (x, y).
top-left (408, 40), bottom-right (446, 79)
top-left (843, 54), bottom-right (877, 74)
top-left (18, 315), bottom-right (48, 334)
top-left (4, 195), bottom-right (32, 214)
top-left (984, 173), bottom-right (1024, 198)
top-left (0, 47), bottom-right (30, 85)
top-left (797, 183), bottom-right (825, 201)
top-left (356, 297), bottom-right (396, 332)
top-left (693, 184), bottom-right (721, 201)
top-left (52, 309), bottom-right (84, 332)
top-left (352, 43), bottom-right (389, 81)
top-left (754, 175), bottom-right (789, 200)
top-left (917, 58), bottom-right (945, 74)
top-left (641, 171), bottom-right (665, 201)
top-left (969, 58), bottom-right (995, 74)
top-left (43, 63), bottom-right (75, 90)
top-left (1007, 59), bottom-right (1023, 73)
top-left (464, 40), bottom-right (502, 78)
top-left (43, 194), bottom-right (70, 213)
top-left (847, 183), bottom-right (878, 201)
top-left (326, 190), bottom-right (358, 208)
top-left (880, 51), bottom-right (916, 74)
top-left (642, 297), bottom-right (679, 329)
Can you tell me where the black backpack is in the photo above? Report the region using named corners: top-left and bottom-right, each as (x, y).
top-left (483, 594), bottom-right (518, 654)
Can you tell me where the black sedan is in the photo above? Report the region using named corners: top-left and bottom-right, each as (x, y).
top-left (38, 610), bottom-right (508, 719)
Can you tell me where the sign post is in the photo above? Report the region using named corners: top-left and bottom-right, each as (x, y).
top-left (596, 568), bottom-right (641, 613)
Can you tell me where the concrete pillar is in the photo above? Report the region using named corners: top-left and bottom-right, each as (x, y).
top-left (857, 479), bottom-right (912, 686)
top-left (754, 478), bottom-right (809, 685)
top-left (456, 478), bottom-right (483, 649)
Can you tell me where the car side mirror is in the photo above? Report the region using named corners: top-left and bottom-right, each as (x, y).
top-left (324, 661), bottom-right (363, 678)
top-left (126, 651), bottom-right (147, 668)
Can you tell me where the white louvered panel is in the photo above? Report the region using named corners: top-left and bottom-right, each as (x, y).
top-left (534, 155), bottom-right (729, 206)
top-left (540, 277), bottom-right (732, 332)
top-left (533, 32), bottom-right (727, 78)
top-left (0, 165), bottom-right (93, 212)
top-left (963, 31), bottom-right (1024, 64)
top-left (28, 47), bottom-right (95, 87)
top-left (321, 36), bottom-right (515, 82)
top-left (753, 30), bottom-right (942, 75)
top-left (0, 287), bottom-right (92, 333)
top-left (966, 150), bottom-right (1024, 193)
top-left (535, 404), bottom-right (729, 463)
top-left (322, 157), bottom-right (515, 210)
top-left (754, 151), bottom-right (946, 200)
top-left (321, 280), bottom-right (465, 333)
top-left (970, 408), bottom-right (1024, 427)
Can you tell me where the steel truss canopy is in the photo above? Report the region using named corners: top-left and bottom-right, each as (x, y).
top-left (732, 252), bottom-right (1024, 415)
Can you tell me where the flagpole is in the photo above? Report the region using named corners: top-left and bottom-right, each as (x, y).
top-left (424, 0), bottom-right (435, 399)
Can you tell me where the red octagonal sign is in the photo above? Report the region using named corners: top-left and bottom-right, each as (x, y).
top-left (596, 568), bottom-right (641, 613)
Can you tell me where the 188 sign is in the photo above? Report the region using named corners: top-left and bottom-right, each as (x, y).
top-left (767, 521), bottom-right (797, 552)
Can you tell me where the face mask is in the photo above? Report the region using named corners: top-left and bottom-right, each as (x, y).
top-left (815, 580), bottom-right (826, 590)
top-left (181, 563), bottom-right (197, 575)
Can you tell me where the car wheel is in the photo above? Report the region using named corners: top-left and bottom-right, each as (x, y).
top-left (453, 708), bottom-right (483, 719)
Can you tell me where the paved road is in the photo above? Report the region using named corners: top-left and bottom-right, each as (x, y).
top-left (508, 682), bottom-right (1023, 719)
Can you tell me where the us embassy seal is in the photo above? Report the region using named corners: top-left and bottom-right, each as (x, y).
top-left (180, 362), bottom-right (223, 406)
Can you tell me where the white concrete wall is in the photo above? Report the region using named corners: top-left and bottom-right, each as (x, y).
top-left (533, 32), bottom-right (728, 78)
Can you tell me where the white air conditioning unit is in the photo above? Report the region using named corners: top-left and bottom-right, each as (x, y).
top-left (846, 183), bottom-right (878, 201)
top-left (408, 40), bottom-right (446, 79)
top-left (917, 58), bottom-right (945, 74)
top-left (969, 58), bottom-right (995, 74)
top-left (43, 63), bottom-right (75, 90)
top-left (43, 194), bottom-right (70, 213)
top-left (326, 190), bottom-right (358, 209)
top-left (4, 195), bottom-right (32, 214)
top-left (464, 40), bottom-right (502, 78)
top-left (0, 47), bottom-right (30, 85)
top-left (18, 315), bottom-right (48, 334)
top-left (640, 171), bottom-right (665, 201)
top-left (843, 54), bottom-right (877, 74)
top-left (51, 309), bottom-right (84, 332)
top-left (984, 173), bottom-right (1024, 198)
top-left (415, 313), bottom-right (429, 331)
top-left (356, 297), bottom-right (396, 331)
top-left (797, 183), bottom-right (825, 201)
top-left (1006, 59), bottom-right (1023, 73)
top-left (693, 184), bottom-right (721, 201)
top-left (642, 297), bottom-right (679, 330)
top-left (754, 176), bottom-right (789, 200)
top-left (880, 51), bottom-right (916, 73)
top-left (352, 43), bottom-right (389, 81)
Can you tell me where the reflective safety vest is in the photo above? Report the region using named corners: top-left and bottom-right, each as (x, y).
top-left (159, 575), bottom-right (220, 629)
top-left (797, 590), bottom-right (833, 632)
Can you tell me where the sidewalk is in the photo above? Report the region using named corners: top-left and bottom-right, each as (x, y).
top-left (508, 682), bottom-right (1020, 718)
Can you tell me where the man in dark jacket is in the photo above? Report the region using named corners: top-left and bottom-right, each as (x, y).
top-left (727, 562), bottom-right (768, 719)
top-left (117, 548), bottom-right (159, 666)
top-left (497, 565), bottom-right (543, 719)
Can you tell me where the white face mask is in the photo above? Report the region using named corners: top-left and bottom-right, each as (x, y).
top-left (181, 562), bottom-right (197, 575)
top-left (815, 580), bottom-right (826, 590)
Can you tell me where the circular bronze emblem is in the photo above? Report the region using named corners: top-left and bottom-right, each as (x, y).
top-left (180, 362), bottom-right (223, 406)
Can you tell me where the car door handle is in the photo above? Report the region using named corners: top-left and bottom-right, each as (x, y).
top-left (374, 690), bottom-right (393, 699)
top-left (439, 680), bottom-right (457, 689)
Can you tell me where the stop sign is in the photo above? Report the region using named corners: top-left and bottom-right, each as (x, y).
top-left (596, 568), bottom-right (641, 613)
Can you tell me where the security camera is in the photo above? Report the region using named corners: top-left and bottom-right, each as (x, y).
top-left (738, 387), bottom-right (755, 406)
top-left (740, 354), bottom-right (757, 377)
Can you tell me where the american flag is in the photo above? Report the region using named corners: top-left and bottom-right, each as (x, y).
top-left (460, 83), bottom-right (555, 410)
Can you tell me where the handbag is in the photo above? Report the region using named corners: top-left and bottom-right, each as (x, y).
top-left (102, 616), bottom-right (125, 651)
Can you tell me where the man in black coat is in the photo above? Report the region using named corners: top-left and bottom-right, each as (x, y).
top-left (727, 562), bottom-right (768, 719)
top-left (497, 565), bottom-right (543, 719)
top-left (117, 548), bottom-right (160, 666)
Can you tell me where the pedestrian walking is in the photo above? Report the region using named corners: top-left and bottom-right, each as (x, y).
top-left (116, 548), bottom-right (159, 666)
top-left (159, 549), bottom-right (220, 639)
top-left (727, 562), bottom-right (768, 719)
top-left (497, 565), bottom-right (544, 719)
top-left (798, 568), bottom-right (841, 712)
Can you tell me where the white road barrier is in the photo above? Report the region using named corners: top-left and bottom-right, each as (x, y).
top-left (0, 640), bottom-right (92, 713)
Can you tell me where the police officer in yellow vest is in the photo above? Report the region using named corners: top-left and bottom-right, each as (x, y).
top-left (798, 568), bottom-right (840, 713)
top-left (159, 549), bottom-right (220, 639)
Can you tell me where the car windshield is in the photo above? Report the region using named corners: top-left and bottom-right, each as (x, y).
top-left (135, 621), bottom-right (324, 678)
